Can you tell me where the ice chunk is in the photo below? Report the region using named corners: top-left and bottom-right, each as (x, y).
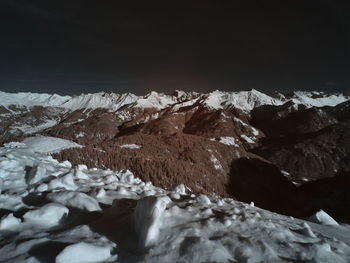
top-left (295, 222), bottom-right (317, 238)
top-left (55, 242), bottom-right (114, 263)
top-left (25, 163), bottom-right (48, 185)
top-left (118, 170), bottom-right (135, 184)
top-left (133, 196), bottom-right (171, 248)
top-left (23, 203), bottom-right (69, 227)
top-left (196, 195), bottom-right (211, 205)
top-left (0, 213), bottom-right (21, 230)
top-left (309, 210), bottom-right (339, 226)
top-left (36, 183), bottom-right (48, 192)
top-left (47, 191), bottom-right (101, 212)
top-left (48, 173), bottom-right (78, 191)
top-left (74, 168), bottom-right (90, 180)
top-left (172, 184), bottom-right (186, 195)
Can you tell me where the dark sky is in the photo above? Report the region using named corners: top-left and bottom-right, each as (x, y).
top-left (1, 0), bottom-right (350, 95)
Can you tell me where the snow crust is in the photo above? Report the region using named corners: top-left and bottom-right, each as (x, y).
top-left (0, 136), bottom-right (349, 262)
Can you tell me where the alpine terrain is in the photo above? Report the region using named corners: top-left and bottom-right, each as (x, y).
top-left (0, 89), bottom-right (350, 262)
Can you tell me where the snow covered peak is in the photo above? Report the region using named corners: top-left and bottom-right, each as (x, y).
top-left (288, 91), bottom-right (349, 107)
top-left (172, 90), bottom-right (201, 101)
top-left (0, 91), bottom-right (138, 111)
top-left (131, 91), bottom-right (177, 109)
top-left (200, 89), bottom-right (283, 111)
top-left (0, 91), bottom-right (71, 108)
top-left (59, 92), bottom-right (138, 111)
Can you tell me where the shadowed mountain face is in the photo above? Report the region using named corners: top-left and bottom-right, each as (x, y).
top-left (251, 102), bottom-right (350, 184)
top-left (227, 157), bottom-right (302, 217)
top-left (1, 89), bottom-right (350, 220)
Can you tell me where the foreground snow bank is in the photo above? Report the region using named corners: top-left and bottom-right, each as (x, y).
top-left (0, 136), bottom-right (349, 262)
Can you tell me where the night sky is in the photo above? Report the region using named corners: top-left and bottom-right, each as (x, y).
top-left (1, 0), bottom-right (350, 95)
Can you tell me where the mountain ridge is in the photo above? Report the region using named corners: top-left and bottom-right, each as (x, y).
top-left (1, 89), bottom-right (348, 112)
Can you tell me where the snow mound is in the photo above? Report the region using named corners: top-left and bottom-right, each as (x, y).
top-left (309, 210), bottom-right (339, 226)
top-left (47, 191), bottom-right (101, 212)
top-left (56, 242), bottom-right (115, 263)
top-left (0, 213), bottom-right (21, 230)
top-left (23, 203), bottom-right (69, 227)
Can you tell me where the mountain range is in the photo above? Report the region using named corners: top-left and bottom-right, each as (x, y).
top-left (1, 89), bottom-right (350, 222)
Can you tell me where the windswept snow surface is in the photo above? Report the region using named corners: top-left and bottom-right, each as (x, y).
top-left (0, 137), bottom-right (350, 262)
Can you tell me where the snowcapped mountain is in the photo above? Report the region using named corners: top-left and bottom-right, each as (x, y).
top-left (199, 89), bottom-right (284, 111)
top-left (0, 91), bottom-right (139, 111)
top-left (286, 91), bottom-right (349, 108)
top-left (1, 89), bottom-right (348, 113)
